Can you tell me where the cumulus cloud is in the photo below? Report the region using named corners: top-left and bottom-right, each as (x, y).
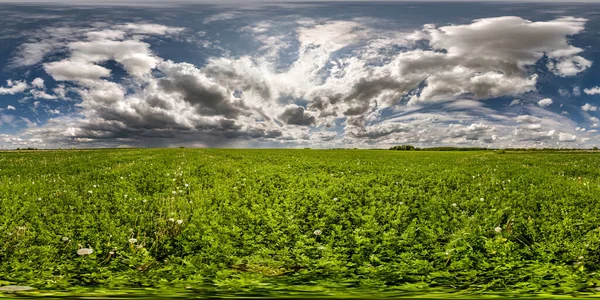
top-left (559, 132), bottom-right (577, 142)
top-left (6, 14), bottom-right (596, 148)
top-left (584, 86), bottom-right (600, 95)
top-left (0, 80), bottom-right (28, 95)
top-left (44, 60), bottom-right (112, 81)
top-left (31, 78), bottom-right (45, 89)
top-left (279, 105), bottom-right (316, 126)
top-left (538, 98), bottom-right (553, 107)
top-left (582, 103), bottom-right (598, 112)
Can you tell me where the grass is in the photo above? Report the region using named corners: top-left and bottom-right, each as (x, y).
top-left (1, 149), bottom-right (600, 298)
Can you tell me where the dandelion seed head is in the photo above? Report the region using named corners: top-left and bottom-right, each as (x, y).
top-left (176, 220), bottom-right (183, 225)
top-left (62, 236), bottom-right (69, 242)
top-left (313, 229), bottom-right (322, 236)
top-left (128, 238), bottom-right (137, 243)
top-left (452, 203), bottom-right (457, 207)
top-left (494, 227), bottom-right (502, 233)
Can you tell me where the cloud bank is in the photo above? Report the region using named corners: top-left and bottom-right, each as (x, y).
top-left (0, 13), bottom-right (597, 148)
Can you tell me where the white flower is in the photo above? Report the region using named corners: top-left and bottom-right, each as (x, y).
top-left (313, 229), bottom-right (322, 236)
top-left (185, 183), bottom-right (189, 188)
top-left (77, 248), bottom-right (93, 256)
top-left (176, 220), bottom-right (183, 225)
top-left (88, 190), bottom-right (93, 194)
top-left (480, 198), bottom-right (484, 201)
top-left (333, 198), bottom-right (338, 201)
top-left (452, 203), bottom-right (457, 207)
top-left (128, 238), bottom-right (137, 243)
top-left (93, 185), bottom-right (97, 188)
top-left (109, 251), bottom-right (115, 255)
top-left (172, 191), bottom-right (176, 195)
top-left (494, 227), bottom-right (502, 233)
top-left (143, 199), bottom-right (147, 203)
top-left (169, 218), bottom-right (175, 222)
top-left (62, 236), bottom-right (69, 242)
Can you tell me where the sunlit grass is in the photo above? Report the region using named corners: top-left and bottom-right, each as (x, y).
top-left (1, 149), bottom-right (600, 297)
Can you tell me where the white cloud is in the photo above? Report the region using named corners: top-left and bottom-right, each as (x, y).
top-left (203, 12), bottom-right (241, 24)
top-left (538, 98), bottom-right (553, 107)
top-left (7, 16), bottom-right (595, 148)
top-left (6, 105), bottom-right (16, 110)
top-left (584, 86), bottom-right (600, 95)
top-left (559, 132), bottom-right (577, 142)
top-left (582, 103), bottom-right (598, 112)
top-left (509, 99), bottom-right (521, 106)
top-left (113, 23), bottom-right (184, 35)
top-left (44, 60), bottom-right (111, 81)
top-left (0, 80), bottom-right (28, 95)
top-left (31, 78), bottom-right (45, 89)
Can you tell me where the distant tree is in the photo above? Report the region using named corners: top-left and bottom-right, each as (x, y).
top-left (390, 145), bottom-right (416, 151)
top-left (593, 146), bottom-right (599, 151)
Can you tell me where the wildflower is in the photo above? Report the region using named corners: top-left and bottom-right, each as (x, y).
top-left (169, 218), bottom-right (175, 222)
top-left (333, 197), bottom-right (338, 201)
top-left (77, 248), bottom-right (93, 256)
top-left (143, 199), bottom-right (147, 203)
top-left (480, 197), bottom-right (484, 201)
top-left (88, 190), bottom-right (93, 194)
top-left (172, 191), bottom-right (176, 195)
top-left (185, 183), bottom-right (189, 188)
top-left (93, 184), bottom-right (97, 188)
top-left (494, 227), bottom-right (502, 233)
top-left (109, 251), bottom-right (115, 255)
top-left (62, 236), bottom-right (69, 242)
top-left (452, 203), bottom-right (457, 207)
top-left (313, 229), bottom-right (322, 236)
top-left (128, 238), bottom-right (137, 243)
top-left (176, 220), bottom-right (183, 225)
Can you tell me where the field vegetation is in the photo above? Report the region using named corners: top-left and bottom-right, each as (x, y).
top-left (1, 149), bottom-right (600, 297)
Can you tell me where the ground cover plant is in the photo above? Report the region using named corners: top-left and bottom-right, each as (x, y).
top-left (1, 149), bottom-right (600, 297)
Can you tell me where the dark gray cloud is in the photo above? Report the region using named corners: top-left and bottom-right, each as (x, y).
top-left (279, 105), bottom-right (316, 126)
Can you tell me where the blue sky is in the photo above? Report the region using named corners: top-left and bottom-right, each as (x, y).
top-left (0, 1), bottom-right (599, 148)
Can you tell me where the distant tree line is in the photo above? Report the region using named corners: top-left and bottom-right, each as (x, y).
top-left (389, 145), bottom-right (600, 152)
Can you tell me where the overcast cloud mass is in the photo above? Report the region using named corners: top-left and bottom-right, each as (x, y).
top-left (0, 1), bottom-right (599, 148)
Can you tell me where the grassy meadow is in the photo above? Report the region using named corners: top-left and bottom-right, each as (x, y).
top-left (1, 149), bottom-right (600, 297)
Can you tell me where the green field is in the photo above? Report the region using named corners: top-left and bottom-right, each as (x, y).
top-left (1, 149), bottom-right (600, 298)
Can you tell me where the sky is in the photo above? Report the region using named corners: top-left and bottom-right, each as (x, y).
top-left (0, 1), bottom-right (599, 148)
